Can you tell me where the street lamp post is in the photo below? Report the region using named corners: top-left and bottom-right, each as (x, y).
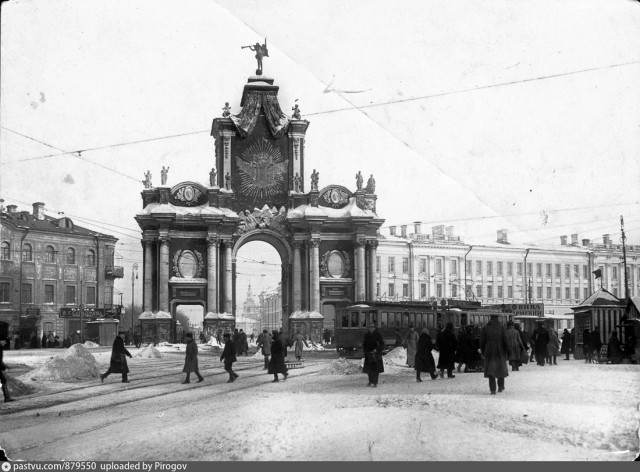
top-left (131, 263), bottom-right (138, 335)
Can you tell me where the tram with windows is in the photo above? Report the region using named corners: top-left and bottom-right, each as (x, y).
top-left (335, 300), bottom-right (514, 358)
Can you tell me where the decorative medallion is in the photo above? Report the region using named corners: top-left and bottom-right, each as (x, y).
top-left (318, 185), bottom-right (352, 209)
top-left (170, 182), bottom-right (208, 207)
top-left (320, 250), bottom-right (351, 278)
top-left (236, 138), bottom-right (288, 202)
top-left (172, 250), bottom-right (205, 278)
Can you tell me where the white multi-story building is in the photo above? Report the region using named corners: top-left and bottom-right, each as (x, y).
top-left (375, 224), bottom-right (639, 319)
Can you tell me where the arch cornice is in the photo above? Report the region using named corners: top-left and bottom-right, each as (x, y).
top-left (232, 229), bottom-right (292, 264)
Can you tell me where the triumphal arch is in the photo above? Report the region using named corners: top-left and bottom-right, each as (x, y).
top-left (135, 57), bottom-right (384, 339)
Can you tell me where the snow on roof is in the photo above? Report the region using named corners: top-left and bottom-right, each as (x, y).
top-left (137, 202), bottom-right (238, 218)
top-left (139, 311), bottom-right (172, 320)
top-left (572, 288), bottom-right (624, 310)
top-left (287, 197), bottom-right (377, 220)
top-left (204, 312), bottom-right (235, 320)
top-left (289, 310), bottom-right (324, 319)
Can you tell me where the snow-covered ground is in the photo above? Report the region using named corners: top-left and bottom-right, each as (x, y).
top-left (1, 346), bottom-right (638, 461)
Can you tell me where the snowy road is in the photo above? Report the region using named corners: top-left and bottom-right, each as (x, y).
top-left (1, 347), bottom-right (639, 461)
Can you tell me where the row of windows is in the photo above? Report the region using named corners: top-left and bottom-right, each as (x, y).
top-left (0, 282), bottom-right (96, 305)
top-left (0, 242), bottom-right (96, 265)
top-left (377, 257), bottom-right (459, 274)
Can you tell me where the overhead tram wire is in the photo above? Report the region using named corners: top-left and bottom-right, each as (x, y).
top-left (2, 59), bottom-right (638, 166)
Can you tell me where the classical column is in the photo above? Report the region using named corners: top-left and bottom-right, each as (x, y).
top-left (355, 239), bottom-right (366, 301)
top-left (158, 234), bottom-right (170, 312)
top-left (368, 240), bottom-right (378, 300)
top-left (292, 242), bottom-right (302, 311)
top-left (143, 238), bottom-right (154, 311)
top-left (310, 239), bottom-right (320, 312)
top-left (224, 242), bottom-right (233, 313)
top-left (207, 237), bottom-right (218, 313)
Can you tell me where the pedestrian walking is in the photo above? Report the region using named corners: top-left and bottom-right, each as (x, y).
top-left (547, 327), bottom-right (560, 365)
top-left (182, 333), bottom-right (204, 384)
top-left (591, 327), bottom-right (603, 362)
top-left (515, 323), bottom-right (529, 366)
top-left (233, 329), bottom-right (241, 356)
top-left (268, 330), bottom-right (288, 382)
top-left (362, 323), bottom-right (384, 387)
top-left (0, 337), bottom-right (15, 402)
top-left (256, 329), bottom-right (272, 370)
top-left (100, 331), bottom-right (133, 383)
top-left (457, 325), bottom-right (480, 372)
top-left (505, 321), bottom-right (525, 371)
top-left (41, 333), bottom-right (47, 349)
top-left (561, 328), bottom-right (571, 360)
top-left (220, 333), bottom-right (239, 383)
top-left (582, 329), bottom-right (592, 363)
top-left (480, 314), bottom-right (509, 395)
top-left (239, 329), bottom-right (249, 356)
top-left (415, 328), bottom-right (438, 381)
top-left (607, 331), bottom-right (623, 364)
top-left (532, 321), bottom-right (549, 366)
top-left (436, 322), bottom-right (457, 378)
top-left (403, 324), bottom-right (419, 368)
top-left (293, 331), bottom-right (308, 362)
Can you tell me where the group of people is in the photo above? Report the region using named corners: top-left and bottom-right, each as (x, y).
top-left (232, 329), bottom-right (249, 356)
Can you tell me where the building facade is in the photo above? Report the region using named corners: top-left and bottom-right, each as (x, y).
top-left (373, 224), bottom-right (640, 322)
top-left (0, 202), bottom-right (123, 344)
top-left (259, 283), bottom-right (282, 332)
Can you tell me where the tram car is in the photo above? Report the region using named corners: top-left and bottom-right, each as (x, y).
top-left (335, 300), bottom-right (513, 358)
top-left (513, 314), bottom-right (574, 335)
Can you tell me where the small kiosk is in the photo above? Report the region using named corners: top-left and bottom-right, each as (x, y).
top-left (85, 319), bottom-right (119, 346)
top-left (288, 311), bottom-right (324, 343)
top-left (139, 311), bottom-right (172, 344)
top-left (203, 312), bottom-right (235, 341)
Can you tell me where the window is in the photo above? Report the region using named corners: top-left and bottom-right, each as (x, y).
top-left (517, 263), bottom-right (523, 276)
top-left (402, 283), bottom-right (409, 297)
top-left (565, 264), bottom-right (570, 278)
top-left (437, 284), bottom-right (443, 298)
top-left (388, 283), bottom-right (395, 297)
top-left (487, 285), bottom-right (493, 298)
top-left (507, 286), bottom-right (513, 298)
top-left (466, 260), bottom-right (472, 275)
top-left (583, 265), bottom-right (588, 279)
top-left (556, 287), bottom-right (561, 300)
top-left (536, 263), bottom-right (542, 276)
top-left (565, 287), bottom-right (570, 300)
top-left (452, 284), bottom-right (458, 298)
top-left (420, 284), bottom-right (426, 299)
top-left (104, 286), bottom-right (113, 306)
top-left (536, 287), bottom-right (542, 299)
top-left (402, 258), bottom-right (409, 273)
top-left (65, 285), bottom-right (76, 304)
top-left (507, 262), bottom-right (513, 276)
top-left (546, 264), bottom-right (552, 277)
top-left (1, 242), bottom-right (10, 260)
top-left (87, 250), bottom-right (96, 267)
top-left (486, 261), bottom-right (493, 276)
top-left (22, 243), bottom-right (33, 262)
top-left (574, 265), bottom-right (580, 278)
top-left (86, 286), bottom-right (96, 305)
top-left (612, 266), bottom-right (618, 280)
top-left (388, 257), bottom-right (395, 273)
top-left (476, 261), bottom-right (482, 276)
top-left (497, 286), bottom-right (503, 298)
top-left (555, 264), bottom-right (561, 277)
top-left (44, 284), bottom-right (55, 304)
top-left (546, 287), bottom-right (551, 299)
top-left (376, 283), bottom-right (380, 296)
top-left (376, 256), bottom-right (380, 272)
top-left (476, 285), bottom-right (483, 298)
top-left (574, 288), bottom-right (580, 300)
top-left (419, 258), bottom-right (426, 273)
top-left (0, 282), bottom-right (10, 303)
top-left (45, 246), bottom-right (55, 263)
top-left (21, 283), bottom-right (32, 304)
top-left (613, 287), bottom-right (618, 297)
top-left (526, 263), bottom-right (532, 277)
top-left (435, 258), bottom-right (442, 274)
top-left (497, 262), bottom-right (503, 277)
top-left (451, 259), bottom-right (458, 274)
top-left (67, 248), bottom-right (76, 265)
top-left (583, 288), bottom-right (588, 300)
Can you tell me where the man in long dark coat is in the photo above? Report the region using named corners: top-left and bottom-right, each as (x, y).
top-left (415, 328), bottom-right (437, 381)
top-left (257, 329), bottom-right (272, 370)
top-left (532, 321), bottom-right (549, 366)
top-left (561, 328), bottom-right (571, 360)
top-left (220, 332), bottom-right (238, 383)
top-left (362, 323), bottom-right (384, 387)
top-left (268, 330), bottom-right (288, 382)
top-left (480, 315), bottom-right (509, 395)
top-left (101, 331), bottom-right (133, 383)
top-left (1, 337), bottom-right (15, 402)
top-left (457, 325), bottom-right (479, 372)
top-left (182, 333), bottom-right (204, 384)
top-left (436, 322), bottom-right (457, 379)
top-left (582, 328), bottom-right (592, 363)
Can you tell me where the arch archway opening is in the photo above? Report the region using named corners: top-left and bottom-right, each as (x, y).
top-left (175, 304), bottom-right (205, 342)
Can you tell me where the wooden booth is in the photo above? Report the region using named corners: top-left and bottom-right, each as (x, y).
top-left (203, 312), bottom-right (235, 341)
top-left (85, 319), bottom-right (119, 346)
top-left (139, 311), bottom-right (172, 344)
top-left (289, 311), bottom-right (324, 343)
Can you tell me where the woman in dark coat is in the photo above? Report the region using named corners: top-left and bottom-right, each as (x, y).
top-left (607, 331), bottom-right (623, 364)
top-left (505, 321), bottom-right (524, 371)
top-left (436, 322), bottom-right (457, 379)
top-left (415, 328), bottom-right (437, 381)
top-left (362, 323), bottom-right (384, 387)
top-left (268, 330), bottom-right (288, 382)
top-left (591, 328), bottom-right (603, 362)
top-left (182, 333), bottom-right (204, 384)
top-left (560, 328), bottom-right (571, 360)
top-left (220, 332), bottom-right (238, 382)
top-left (456, 326), bottom-right (479, 372)
top-left (532, 322), bottom-right (549, 366)
top-left (100, 331), bottom-right (133, 383)
top-left (480, 315), bottom-right (509, 394)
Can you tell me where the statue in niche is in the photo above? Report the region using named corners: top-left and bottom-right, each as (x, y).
top-left (293, 172), bottom-right (301, 193)
top-left (225, 171), bottom-right (232, 191)
top-left (161, 166), bottom-right (169, 185)
top-left (310, 169), bottom-right (319, 191)
top-left (241, 38), bottom-right (269, 76)
top-left (222, 102), bottom-right (232, 118)
top-left (355, 171), bottom-right (363, 190)
top-left (292, 103), bottom-right (301, 120)
top-left (209, 168), bottom-right (217, 187)
top-left (365, 174), bottom-right (376, 194)
top-left (142, 170), bottom-right (152, 189)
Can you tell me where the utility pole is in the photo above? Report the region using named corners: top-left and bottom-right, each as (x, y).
top-left (620, 215), bottom-right (629, 300)
top-left (131, 263), bottom-right (138, 334)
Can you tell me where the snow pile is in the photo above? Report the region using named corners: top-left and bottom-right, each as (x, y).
top-left (252, 350), bottom-right (264, 359)
top-left (383, 347), bottom-right (407, 366)
top-left (25, 344), bottom-right (99, 381)
top-left (6, 375), bottom-right (35, 396)
top-left (135, 345), bottom-right (162, 358)
top-left (207, 338), bottom-right (224, 348)
top-left (83, 341), bottom-right (100, 348)
top-left (318, 358), bottom-right (361, 375)
top-left (304, 341), bottom-right (325, 351)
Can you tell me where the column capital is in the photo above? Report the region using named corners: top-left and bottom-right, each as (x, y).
top-left (207, 236), bottom-right (219, 247)
top-left (310, 239), bottom-right (320, 248)
top-left (159, 234), bottom-right (171, 245)
top-left (292, 241), bottom-right (302, 250)
top-left (355, 238), bottom-right (367, 248)
top-left (367, 240), bottom-right (379, 249)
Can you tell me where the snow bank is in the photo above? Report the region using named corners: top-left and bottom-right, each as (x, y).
top-left (384, 347), bottom-right (407, 366)
top-left (83, 341), bottom-right (100, 348)
top-left (304, 341), bottom-right (325, 351)
top-left (318, 358), bottom-right (361, 375)
top-left (135, 345), bottom-right (162, 358)
top-left (25, 344), bottom-right (99, 382)
top-left (6, 375), bottom-right (35, 397)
